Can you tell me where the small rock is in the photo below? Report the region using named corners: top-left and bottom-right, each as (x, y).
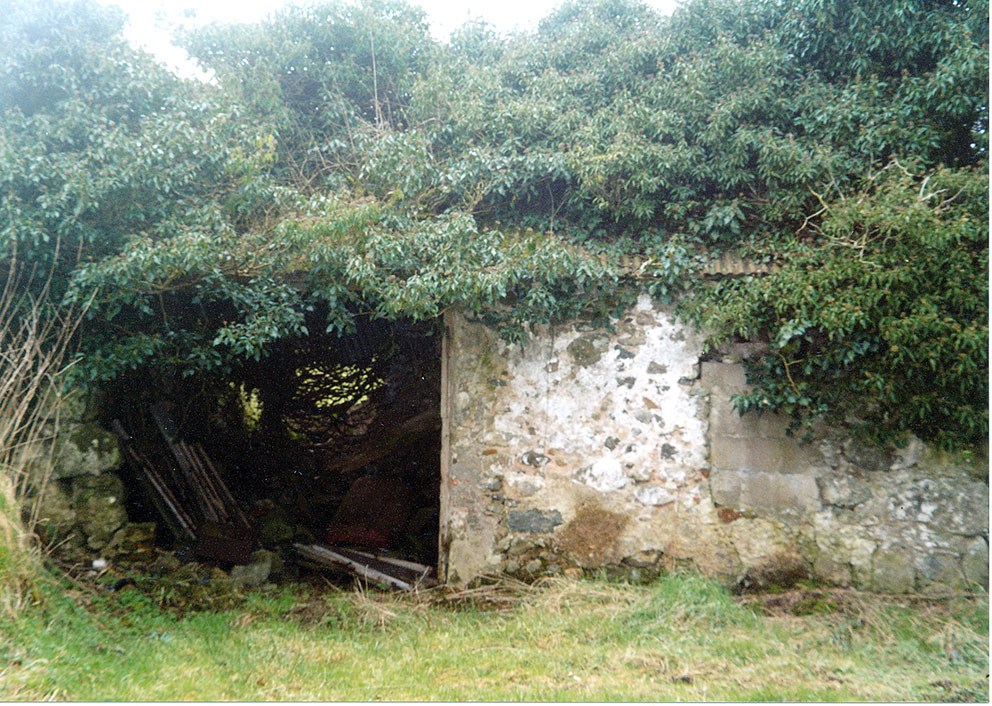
top-left (628, 465), bottom-right (652, 483)
top-left (574, 458), bottom-right (627, 492)
top-left (635, 486), bottom-right (675, 506)
top-left (890, 435), bottom-right (926, 471)
top-left (152, 551), bottom-right (182, 574)
top-left (818, 474), bottom-right (872, 509)
top-left (230, 549), bottom-right (275, 587)
top-left (104, 522), bottom-right (157, 564)
top-left (521, 451), bottom-right (549, 467)
top-left (524, 559), bottom-right (542, 574)
top-left (604, 436), bottom-right (620, 450)
top-left (567, 334), bottom-right (610, 367)
top-left (507, 537), bottom-right (534, 557)
top-left (507, 509), bottom-right (563, 533)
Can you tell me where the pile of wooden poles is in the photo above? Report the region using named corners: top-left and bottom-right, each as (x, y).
top-left (111, 405), bottom-right (250, 549)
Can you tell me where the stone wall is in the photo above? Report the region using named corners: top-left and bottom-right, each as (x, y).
top-left (24, 392), bottom-right (156, 563)
top-left (441, 295), bottom-right (989, 592)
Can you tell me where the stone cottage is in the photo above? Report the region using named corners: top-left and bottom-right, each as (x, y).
top-left (33, 292), bottom-right (988, 593)
top-left (438, 295), bottom-right (989, 592)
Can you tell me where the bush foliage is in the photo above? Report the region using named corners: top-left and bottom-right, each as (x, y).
top-left (0, 0), bottom-right (987, 447)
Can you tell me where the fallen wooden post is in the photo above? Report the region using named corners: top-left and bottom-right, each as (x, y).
top-left (293, 543), bottom-right (437, 591)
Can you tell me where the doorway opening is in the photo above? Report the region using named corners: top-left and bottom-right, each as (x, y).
top-left (108, 315), bottom-right (444, 584)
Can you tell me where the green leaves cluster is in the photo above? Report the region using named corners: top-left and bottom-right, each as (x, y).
top-left (691, 162), bottom-right (987, 447)
top-left (0, 0), bottom-right (987, 448)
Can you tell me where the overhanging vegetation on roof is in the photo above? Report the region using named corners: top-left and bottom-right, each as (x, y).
top-left (0, 0), bottom-right (987, 447)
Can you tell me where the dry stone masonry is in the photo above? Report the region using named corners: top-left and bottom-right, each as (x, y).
top-left (441, 294), bottom-right (989, 592)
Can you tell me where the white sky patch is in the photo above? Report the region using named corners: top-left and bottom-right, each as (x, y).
top-left (96, 0), bottom-right (680, 79)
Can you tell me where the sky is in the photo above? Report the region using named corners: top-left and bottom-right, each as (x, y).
top-left (95, 0), bottom-right (681, 78)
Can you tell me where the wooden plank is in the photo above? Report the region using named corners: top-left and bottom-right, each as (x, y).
top-left (337, 548), bottom-right (433, 574)
top-left (329, 546), bottom-right (437, 588)
top-left (111, 420), bottom-right (196, 541)
top-left (194, 442), bottom-right (252, 530)
top-left (150, 407), bottom-right (220, 524)
top-left (177, 440), bottom-right (229, 522)
top-left (293, 543), bottom-right (413, 591)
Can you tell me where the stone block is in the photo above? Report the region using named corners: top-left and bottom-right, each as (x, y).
top-left (710, 404), bottom-right (794, 439)
top-left (712, 467), bottom-right (820, 520)
top-left (566, 333), bottom-right (610, 367)
top-left (931, 480), bottom-right (989, 537)
top-left (105, 522), bottom-right (157, 564)
top-left (818, 473), bottom-right (872, 508)
top-left (507, 509), bottom-right (563, 533)
top-left (917, 551), bottom-right (967, 592)
top-left (740, 470), bottom-right (820, 517)
top-left (32, 481), bottom-right (78, 545)
top-left (841, 438), bottom-right (890, 473)
top-left (872, 546), bottom-right (916, 593)
top-left (52, 422), bottom-right (121, 479)
top-left (812, 555), bottom-right (852, 586)
top-left (701, 361), bottom-right (747, 391)
top-left (711, 436), bottom-right (821, 474)
top-left (710, 468), bottom-right (742, 507)
top-left (728, 518), bottom-right (790, 566)
top-left (72, 473), bottom-right (127, 550)
top-left (231, 549), bottom-right (275, 587)
top-left (960, 538), bottom-right (989, 588)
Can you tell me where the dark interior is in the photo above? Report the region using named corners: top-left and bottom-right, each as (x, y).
top-left (108, 316), bottom-right (442, 575)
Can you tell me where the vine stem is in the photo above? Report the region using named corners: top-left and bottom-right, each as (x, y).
top-left (777, 350), bottom-right (802, 397)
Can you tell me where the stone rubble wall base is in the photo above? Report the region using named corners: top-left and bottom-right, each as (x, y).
top-left (24, 390), bottom-right (136, 558)
top-left (444, 296), bottom-right (989, 592)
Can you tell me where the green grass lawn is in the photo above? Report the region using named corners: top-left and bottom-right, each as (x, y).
top-left (1, 570), bottom-right (987, 701)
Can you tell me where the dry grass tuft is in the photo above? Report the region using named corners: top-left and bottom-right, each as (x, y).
top-left (0, 256), bottom-right (86, 615)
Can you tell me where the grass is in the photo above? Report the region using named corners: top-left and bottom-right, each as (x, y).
top-left (0, 571), bottom-right (987, 701)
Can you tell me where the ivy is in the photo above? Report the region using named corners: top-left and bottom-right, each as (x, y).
top-left (1, 0), bottom-right (987, 449)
